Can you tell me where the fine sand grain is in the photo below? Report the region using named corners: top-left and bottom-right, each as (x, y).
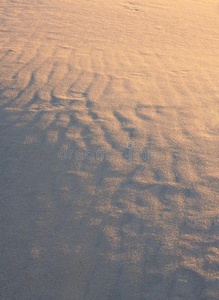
top-left (0, 0), bottom-right (219, 299)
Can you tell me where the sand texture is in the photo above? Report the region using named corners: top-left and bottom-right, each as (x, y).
top-left (0, 0), bottom-right (219, 299)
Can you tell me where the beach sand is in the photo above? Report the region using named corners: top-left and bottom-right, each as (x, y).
top-left (0, 0), bottom-right (218, 299)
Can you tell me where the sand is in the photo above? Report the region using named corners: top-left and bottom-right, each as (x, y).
top-left (0, 0), bottom-right (218, 299)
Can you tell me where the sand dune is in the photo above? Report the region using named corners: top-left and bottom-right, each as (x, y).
top-left (0, 0), bottom-right (218, 299)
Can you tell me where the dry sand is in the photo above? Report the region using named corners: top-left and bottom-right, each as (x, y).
top-left (0, 0), bottom-right (219, 299)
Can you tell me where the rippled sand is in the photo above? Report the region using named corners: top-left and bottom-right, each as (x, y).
top-left (0, 0), bottom-right (218, 299)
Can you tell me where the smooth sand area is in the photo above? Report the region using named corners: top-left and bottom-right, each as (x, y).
top-left (0, 0), bottom-right (218, 299)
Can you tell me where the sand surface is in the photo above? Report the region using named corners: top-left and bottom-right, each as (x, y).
top-left (0, 0), bottom-right (219, 299)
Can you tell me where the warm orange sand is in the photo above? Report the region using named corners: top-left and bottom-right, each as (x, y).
top-left (0, 0), bottom-right (218, 299)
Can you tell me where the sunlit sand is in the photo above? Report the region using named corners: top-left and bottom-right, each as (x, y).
top-left (0, 0), bottom-right (218, 299)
